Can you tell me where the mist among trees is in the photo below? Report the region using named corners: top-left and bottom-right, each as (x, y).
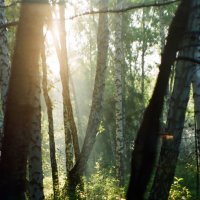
top-left (0, 0), bottom-right (199, 199)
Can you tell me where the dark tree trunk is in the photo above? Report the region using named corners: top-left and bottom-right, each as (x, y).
top-left (149, 0), bottom-right (200, 199)
top-left (126, 0), bottom-right (190, 199)
top-left (0, 1), bottom-right (47, 199)
top-left (149, 61), bottom-right (192, 200)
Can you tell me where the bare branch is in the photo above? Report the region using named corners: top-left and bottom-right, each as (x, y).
top-left (0, 0), bottom-right (179, 29)
top-left (68, 0), bottom-right (180, 20)
top-left (0, 0), bottom-right (179, 10)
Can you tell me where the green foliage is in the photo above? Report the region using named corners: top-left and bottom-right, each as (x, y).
top-left (84, 162), bottom-right (125, 200)
top-left (175, 161), bottom-right (199, 200)
top-left (169, 177), bottom-right (192, 200)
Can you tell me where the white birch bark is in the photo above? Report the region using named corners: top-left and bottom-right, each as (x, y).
top-left (0, 0), bottom-right (10, 150)
top-left (58, 5), bottom-right (80, 171)
top-left (28, 68), bottom-right (44, 200)
top-left (114, 0), bottom-right (124, 187)
top-left (0, 3), bottom-right (46, 199)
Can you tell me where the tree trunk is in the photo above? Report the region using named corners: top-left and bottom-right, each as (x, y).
top-left (70, 78), bottom-right (84, 148)
top-left (126, 0), bottom-right (190, 199)
top-left (114, 0), bottom-right (125, 187)
top-left (159, 0), bottom-right (166, 50)
top-left (0, 0), bottom-right (10, 152)
top-left (67, 0), bottom-right (109, 198)
top-left (192, 66), bottom-right (200, 198)
top-left (193, 68), bottom-right (200, 155)
top-left (149, 1), bottom-right (200, 199)
top-left (28, 69), bottom-right (44, 200)
top-left (149, 61), bottom-right (192, 200)
top-left (41, 43), bottom-right (60, 199)
top-left (58, 4), bottom-right (80, 171)
top-left (141, 9), bottom-right (147, 108)
top-left (0, 1), bottom-right (47, 199)
top-left (159, 0), bottom-right (169, 126)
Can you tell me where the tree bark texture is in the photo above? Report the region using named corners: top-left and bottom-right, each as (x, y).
top-left (0, 0), bottom-right (10, 151)
top-left (150, 1), bottom-right (200, 199)
top-left (192, 66), bottom-right (200, 198)
top-left (28, 59), bottom-right (44, 200)
top-left (0, 2), bottom-right (47, 199)
top-left (114, 0), bottom-right (125, 187)
top-left (126, 0), bottom-right (190, 199)
top-left (58, 4), bottom-right (80, 171)
top-left (149, 61), bottom-right (193, 200)
top-left (193, 67), bottom-right (200, 165)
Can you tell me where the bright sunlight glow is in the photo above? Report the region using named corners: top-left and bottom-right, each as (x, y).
top-left (44, 2), bottom-right (89, 77)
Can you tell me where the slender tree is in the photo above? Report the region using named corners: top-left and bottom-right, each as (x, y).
top-left (56, 3), bottom-right (80, 170)
top-left (70, 78), bottom-right (84, 148)
top-left (150, 0), bottom-right (200, 195)
top-left (149, 57), bottom-right (193, 200)
top-left (149, 1), bottom-right (200, 199)
top-left (41, 42), bottom-right (60, 199)
top-left (114, 0), bottom-right (125, 187)
top-left (0, 0), bottom-right (10, 150)
top-left (127, 0), bottom-right (190, 199)
top-left (159, 0), bottom-right (166, 49)
top-left (67, 0), bottom-right (109, 198)
top-left (141, 8), bottom-right (147, 108)
top-left (0, 0), bottom-right (47, 199)
top-left (47, 3), bottom-right (80, 172)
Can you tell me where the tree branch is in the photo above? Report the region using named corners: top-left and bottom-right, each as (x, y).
top-left (0, 21), bottom-right (18, 29)
top-left (0, 0), bottom-right (179, 29)
top-left (68, 0), bottom-right (180, 20)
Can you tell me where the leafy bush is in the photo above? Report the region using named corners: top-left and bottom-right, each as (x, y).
top-left (84, 162), bottom-right (125, 200)
top-left (169, 177), bottom-right (192, 200)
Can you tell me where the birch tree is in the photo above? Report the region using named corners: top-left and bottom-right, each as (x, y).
top-left (42, 43), bottom-right (59, 199)
top-left (149, 1), bottom-right (200, 199)
top-left (67, 0), bottom-right (109, 198)
top-left (0, 0), bottom-right (10, 151)
top-left (28, 64), bottom-right (44, 200)
top-left (114, 0), bottom-right (125, 187)
top-left (0, 1), bottom-right (47, 199)
top-left (58, 3), bottom-right (80, 170)
top-left (127, 0), bottom-right (190, 199)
